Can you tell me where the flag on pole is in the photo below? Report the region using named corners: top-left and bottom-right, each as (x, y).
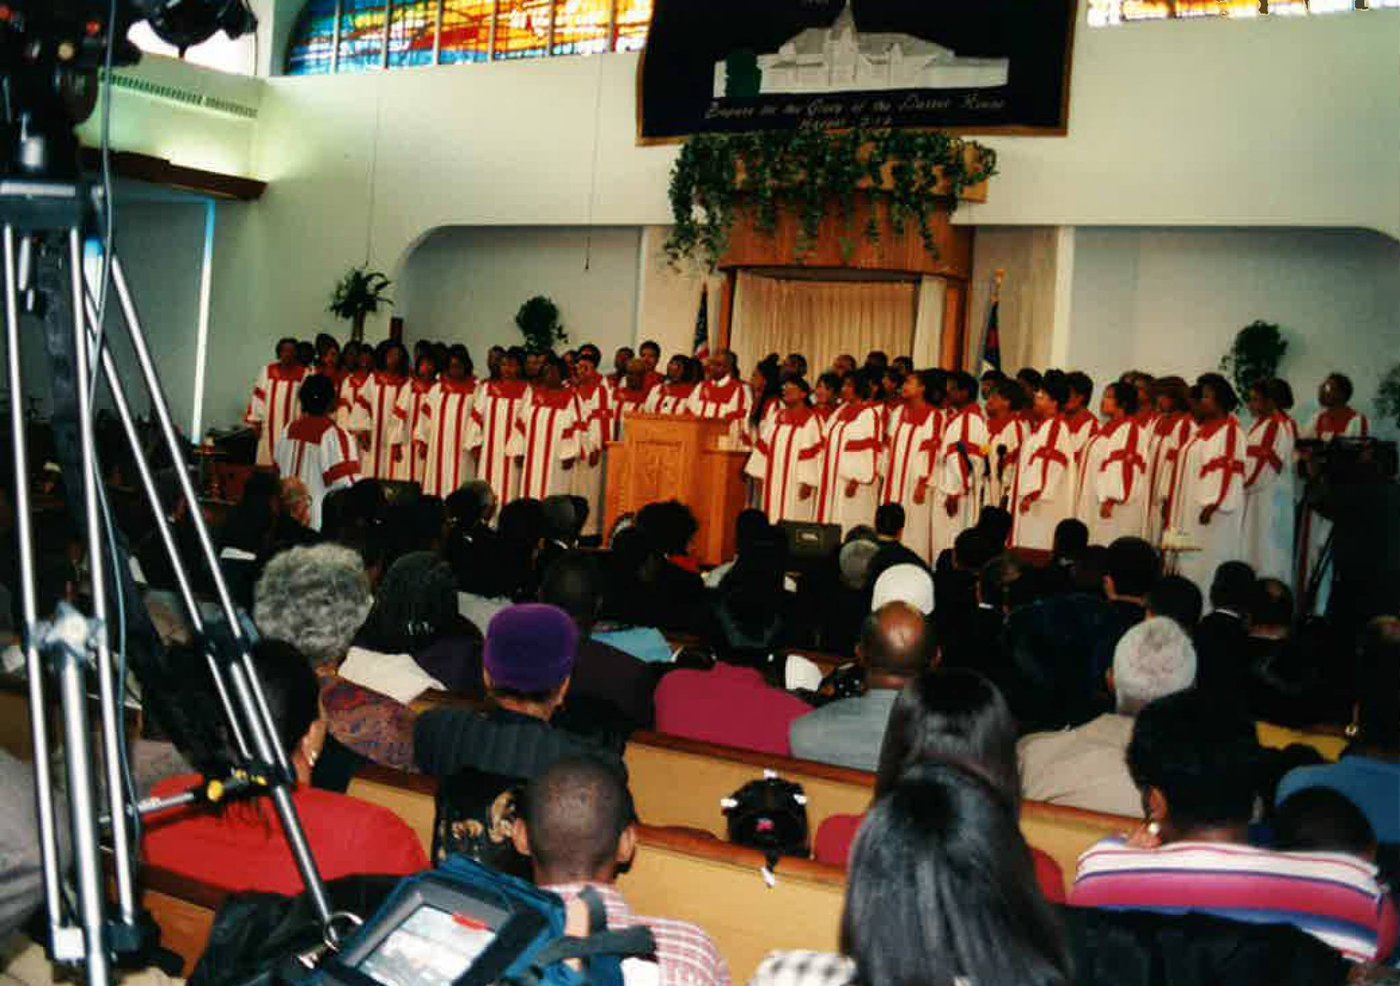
top-left (979, 270), bottom-right (1004, 374)
top-left (693, 286), bottom-right (710, 360)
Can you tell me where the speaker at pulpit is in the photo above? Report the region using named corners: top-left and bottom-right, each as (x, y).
top-left (603, 413), bottom-right (749, 567)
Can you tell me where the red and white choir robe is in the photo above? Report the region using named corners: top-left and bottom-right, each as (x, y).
top-left (1242, 412), bottom-right (1298, 584)
top-left (246, 363), bottom-right (309, 467)
top-left (274, 415), bottom-right (359, 530)
top-left (746, 405), bottom-right (823, 523)
top-left (1145, 413), bottom-right (1192, 544)
top-left (1073, 417), bottom-right (1149, 547)
top-left (391, 378), bottom-right (438, 485)
top-left (1064, 408), bottom-right (1099, 467)
top-left (653, 381), bottom-right (697, 415)
top-left (981, 415), bottom-right (1025, 516)
top-left (684, 377), bottom-right (750, 433)
top-left (610, 382), bottom-right (659, 441)
top-left (348, 372), bottom-right (410, 480)
top-left (929, 404), bottom-right (989, 560)
top-left (1302, 407), bottom-right (1368, 610)
top-left (1165, 416), bottom-right (1247, 595)
top-left (815, 402), bottom-right (882, 535)
top-left (569, 379), bottom-right (611, 538)
top-left (880, 404), bottom-right (942, 564)
top-left (510, 388), bottom-right (583, 500)
top-left (812, 404), bottom-right (837, 438)
top-left (336, 370), bottom-right (371, 432)
top-left (416, 377), bottom-right (479, 499)
top-left (469, 378), bottom-right (531, 507)
top-left (1010, 416), bottom-right (1077, 552)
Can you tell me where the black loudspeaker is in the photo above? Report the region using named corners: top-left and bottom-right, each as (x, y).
top-left (378, 480), bottom-right (422, 506)
top-left (778, 521), bottom-right (841, 566)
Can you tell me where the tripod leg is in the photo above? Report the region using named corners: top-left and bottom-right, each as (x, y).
top-left (65, 230), bottom-right (138, 929)
top-left (4, 227), bottom-right (78, 962)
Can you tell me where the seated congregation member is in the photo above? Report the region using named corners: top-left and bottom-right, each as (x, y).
top-left (1010, 374), bottom-right (1077, 552)
top-left (1274, 787), bottom-right (1378, 862)
top-left (1070, 689), bottom-right (1398, 963)
top-left (870, 564), bottom-right (935, 618)
top-left (629, 500), bottom-right (709, 634)
top-left (1164, 374), bottom-right (1247, 597)
top-left (445, 480), bottom-right (507, 631)
top-left (757, 762), bottom-right (1070, 986)
top-left (1242, 377), bottom-right (1298, 582)
top-left (880, 369), bottom-right (943, 564)
top-left (790, 602), bottom-right (931, 771)
top-left (1277, 616), bottom-right (1400, 846)
top-left (814, 372), bottom-right (882, 536)
top-left (254, 544), bottom-right (417, 773)
top-left (1074, 380), bottom-right (1148, 547)
top-left (143, 641), bottom-right (427, 894)
top-left (866, 503), bottom-right (929, 587)
top-left (273, 374), bottom-right (360, 530)
top-left (1192, 559), bottom-right (1253, 702)
top-left (1243, 578), bottom-right (1346, 731)
top-left (928, 371), bottom-right (987, 561)
top-left (513, 757), bottom-right (730, 986)
top-left (512, 355), bottom-right (582, 501)
top-left (813, 669), bottom-right (1070, 903)
top-left (1019, 617), bottom-right (1196, 817)
top-left (1145, 573), bottom-right (1203, 630)
top-left (746, 377), bottom-right (823, 523)
top-left (933, 527), bottom-right (1002, 671)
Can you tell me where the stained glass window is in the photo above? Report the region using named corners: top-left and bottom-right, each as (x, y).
top-left (286, 0), bottom-right (339, 74)
top-left (493, 0), bottom-right (552, 59)
top-left (439, 0), bottom-right (493, 63)
top-left (613, 0), bottom-right (651, 50)
top-left (553, 0), bottom-right (611, 55)
top-left (1088, 0), bottom-right (1397, 24)
top-left (388, 0), bottom-right (438, 66)
top-left (337, 0), bottom-right (387, 70)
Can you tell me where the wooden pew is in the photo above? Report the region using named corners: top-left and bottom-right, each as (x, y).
top-left (138, 865), bottom-right (226, 976)
top-left (623, 730), bottom-right (1133, 892)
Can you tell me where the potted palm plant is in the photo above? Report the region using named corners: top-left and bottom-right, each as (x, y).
top-left (1377, 362), bottom-right (1400, 432)
top-left (515, 295), bottom-right (568, 353)
top-left (329, 266), bottom-right (393, 342)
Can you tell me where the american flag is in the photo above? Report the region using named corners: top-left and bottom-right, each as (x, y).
top-left (980, 272), bottom-right (1003, 374)
top-left (693, 286), bottom-right (710, 360)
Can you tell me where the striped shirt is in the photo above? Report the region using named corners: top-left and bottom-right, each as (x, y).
top-left (1071, 837), bottom-right (1398, 963)
top-left (545, 882), bottom-right (730, 986)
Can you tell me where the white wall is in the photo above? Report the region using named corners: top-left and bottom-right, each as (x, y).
top-left (1065, 227), bottom-right (1400, 435)
top-left (400, 226), bottom-right (642, 356)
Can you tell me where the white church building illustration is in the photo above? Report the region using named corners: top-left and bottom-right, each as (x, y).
top-left (713, 4), bottom-right (1010, 98)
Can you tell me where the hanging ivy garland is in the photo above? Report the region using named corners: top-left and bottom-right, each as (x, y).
top-left (665, 128), bottom-right (997, 271)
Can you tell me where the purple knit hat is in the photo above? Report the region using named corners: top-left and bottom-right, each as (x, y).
top-left (483, 604), bottom-right (579, 694)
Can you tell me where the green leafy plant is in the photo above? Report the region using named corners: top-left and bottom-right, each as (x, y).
top-left (515, 295), bottom-right (568, 354)
top-left (329, 266), bottom-right (393, 341)
top-left (664, 128), bottom-right (997, 271)
top-left (1220, 320), bottom-right (1287, 396)
top-left (1376, 363), bottom-right (1400, 431)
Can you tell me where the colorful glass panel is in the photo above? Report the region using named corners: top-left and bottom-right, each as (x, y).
top-left (336, 0), bottom-right (387, 71)
top-left (439, 0), bottom-right (493, 62)
top-left (613, 0), bottom-right (651, 50)
top-left (388, 0), bottom-right (438, 66)
top-left (493, 0), bottom-right (551, 59)
top-left (286, 0), bottom-right (340, 74)
top-left (1088, 0), bottom-right (1388, 22)
top-left (553, 0), bottom-right (610, 55)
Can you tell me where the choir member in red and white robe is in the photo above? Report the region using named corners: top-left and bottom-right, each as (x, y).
top-left (744, 359), bottom-right (784, 454)
top-left (1073, 381), bottom-right (1148, 547)
top-left (637, 340), bottom-right (665, 391)
top-left (746, 378), bottom-right (823, 523)
top-left (811, 373), bottom-right (842, 437)
top-left (684, 355), bottom-right (750, 439)
top-left (245, 338), bottom-right (309, 467)
top-left (1242, 378), bottom-right (1298, 584)
top-left (510, 358), bottom-right (583, 500)
top-left (1165, 375), bottom-right (1247, 595)
top-left (1144, 377), bottom-right (1193, 544)
top-left (1301, 373), bottom-right (1369, 610)
top-left (653, 356), bottom-right (699, 414)
top-left (880, 371), bottom-right (942, 564)
top-left (336, 342), bottom-right (373, 432)
top-left (1063, 371), bottom-right (1099, 467)
top-left (981, 378), bottom-right (1026, 516)
top-left (569, 352), bottom-right (611, 537)
top-left (815, 374), bottom-right (882, 535)
top-left (610, 358), bottom-right (658, 441)
top-left (1010, 379), bottom-right (1078, 552)
top-left (468, 349), bottom-right (531, 507)
top-left (930, 372), bottom-right (989, 560)
top-left (415, 346), bottom-right (478, 499)
top-left (273, 375), bottom-right (359, 530)
top-left (348, 341), bottom-right (411, 480)
top-left (391, 354), bottom-right (440, 486)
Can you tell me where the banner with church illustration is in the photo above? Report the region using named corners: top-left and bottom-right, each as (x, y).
top-left (638, 0), bottom-right (1077, 141)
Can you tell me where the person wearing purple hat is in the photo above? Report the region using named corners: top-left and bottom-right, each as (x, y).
top-left (482, 603), bottom-right (579, 719)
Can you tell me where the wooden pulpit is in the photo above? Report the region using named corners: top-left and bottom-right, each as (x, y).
top-left (603, 413), bottom-right (750, 567)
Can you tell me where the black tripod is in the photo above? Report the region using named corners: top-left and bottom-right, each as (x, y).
top-left (4, 177), bottom-right (339, 986)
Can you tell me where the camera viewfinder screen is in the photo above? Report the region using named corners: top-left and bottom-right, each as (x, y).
top-left (359, 905), bottom-right (496, 986)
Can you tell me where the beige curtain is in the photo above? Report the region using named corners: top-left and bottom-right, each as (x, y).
top-left (731, 272), bottom-right (918, 378)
